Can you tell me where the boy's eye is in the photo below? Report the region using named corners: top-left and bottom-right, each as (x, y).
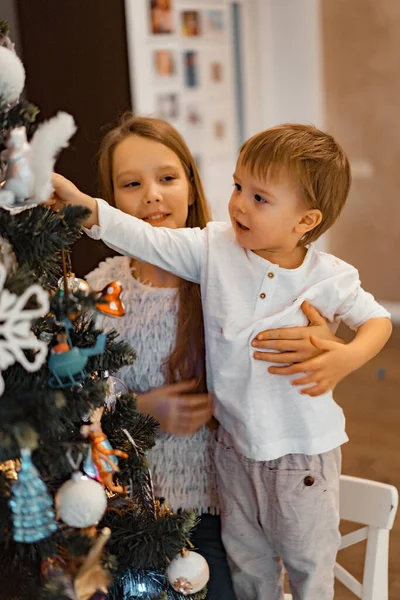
top-left (233, 182), bottom-right (241, 192)
top-left (254, 194), bottom-right (266, 204)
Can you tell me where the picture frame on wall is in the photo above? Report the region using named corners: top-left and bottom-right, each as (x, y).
top-left (185, 102), bottom-right (202, 127)
top-left (205, 98), bottom-right (235, 157)
top-left (204, 9), bottom-right (225, 35)
top-left (181, 10), bottom-right (201, 37)
top-left (183, 50), bottom-right (199, 88)
top-left (210, 60), bottom-right (223, 83)
top-left (182, 101), bottom-right (204, 151)
top-left (214, 120), bottom-right (225, 140)
top-left (156, 93), bottom-right (179, 120)
top-left (149, 0), bottom-right (174, 35)
top-left (153, 49), bottom-right (176, 79)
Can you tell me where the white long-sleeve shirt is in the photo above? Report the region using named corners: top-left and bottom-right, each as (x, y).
top-left (86, 200), bottom-right (390, 461)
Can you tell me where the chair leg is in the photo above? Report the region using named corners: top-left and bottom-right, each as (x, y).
top-left (362, 528), bottom-right (389, 600)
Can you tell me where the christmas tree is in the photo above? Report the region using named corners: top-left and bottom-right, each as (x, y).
top-left (0, 20), bottom-right (208, 600)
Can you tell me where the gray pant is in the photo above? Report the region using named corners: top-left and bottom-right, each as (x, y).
top-left (215, 427), bottom-right (341, 600)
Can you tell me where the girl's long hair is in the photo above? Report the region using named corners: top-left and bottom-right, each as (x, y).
top-left (98, 114), bottom-right (211, 390)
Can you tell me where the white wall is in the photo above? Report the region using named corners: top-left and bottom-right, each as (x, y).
top-left (256, 0), bottom-right (324, 129)
top-left (252, 0), bottom-right (327, 251)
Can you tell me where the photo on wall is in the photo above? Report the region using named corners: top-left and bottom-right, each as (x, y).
top-left (181, 10), bottom-right (201, 37)
top-left (156, 93), bottom-right (179, 120)
top-left (153, 50), bottom-right (176, 78)
top-left (214, 120), bottom-right (226, 140)
top-left (185, 103), bottom-right (203, 127)
top-left (183, 50), bottom-right (199, 88)
top-left (210, 61), bottom-right (223, 83)
top-left (205, 98), bottom-right (235, 156)
top-left (205, 9), bottom-right (225, 35)
top-left (150, 0), bottom-right (174, 35)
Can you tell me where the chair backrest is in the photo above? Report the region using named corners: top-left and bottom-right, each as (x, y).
top-left (339, 475), bottom-right (398, 530)
top-left (284, 475), bottom-right (398, 600)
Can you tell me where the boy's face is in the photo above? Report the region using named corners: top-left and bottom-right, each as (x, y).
top-left (228, 159), bottom-right (317, 259)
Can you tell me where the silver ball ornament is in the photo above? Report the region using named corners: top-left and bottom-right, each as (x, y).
top-left (58, 274), bottom-right (92, 296)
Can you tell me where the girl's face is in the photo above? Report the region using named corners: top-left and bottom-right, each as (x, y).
top-left (112, 134), bottom-right (192, 229)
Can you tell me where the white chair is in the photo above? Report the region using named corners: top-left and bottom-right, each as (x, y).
top-left (284, 474), bottom-right (398, 600)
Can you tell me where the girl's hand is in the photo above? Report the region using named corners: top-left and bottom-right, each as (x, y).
top-left (252, 301), bottom-right (344, 366)
top-left (137, 380), bottom-right (213, 436)
top-left (282, 336), bottom-right (356, 396)
top-left (49, 173), bottom-right (98, 227)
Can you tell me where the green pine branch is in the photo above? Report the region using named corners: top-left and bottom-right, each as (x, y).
top-left (0, 19), bottom-right (10, 38)
top-left (103, 498), bottom-right (198, 573)
top-left (0, 205), bottom-right (91, 286)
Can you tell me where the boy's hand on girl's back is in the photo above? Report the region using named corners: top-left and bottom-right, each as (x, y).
top-left (137, 380), bottom-right (214, 436)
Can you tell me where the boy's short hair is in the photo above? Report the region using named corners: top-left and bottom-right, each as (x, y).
top-left (239, 124), bottom-right (351, 245)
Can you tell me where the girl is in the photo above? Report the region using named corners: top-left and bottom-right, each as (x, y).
top-left (55, 114), bottom-right (344, 598)
top-left (85, 114), bottom-right (234, 598)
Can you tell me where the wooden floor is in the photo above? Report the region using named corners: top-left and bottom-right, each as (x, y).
top-left (326, 325), bottom-right (400, 599)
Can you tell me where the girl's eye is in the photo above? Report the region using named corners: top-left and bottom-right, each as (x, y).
top-left (233, 182), bottom-right (241, 192)
top-left (124, 181), bottom-right (140, 188)
top-left (255, 194), bottom-right (266, 204)
top-left (162, 176), bottom-right (175, 182)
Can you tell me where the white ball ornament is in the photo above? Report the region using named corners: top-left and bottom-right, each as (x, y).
top-left (0, 46), bottom-right (25, 104)
top-left (167, 549), bottom-right (210, 596)
top-left (55, 471), bottom-right (107, 528)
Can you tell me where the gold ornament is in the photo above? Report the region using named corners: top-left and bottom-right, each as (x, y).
top-left (173, 576), bottom-right (193, 595)
top-left (0, 459), bottom-right (18, 480)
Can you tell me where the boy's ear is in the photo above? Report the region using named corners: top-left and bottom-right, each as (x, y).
top-left (295, 209), bottom-right (322, 236)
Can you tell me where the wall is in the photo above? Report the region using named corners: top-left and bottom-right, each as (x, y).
top-left (256, 0), bottom-right (324, 129)
top-left (322, 0), bottom-right (400, 308)
top-left (254, 0), bottom-right (326, 249)
top-left (16, 0), bottom-right (132, 277)
top-left (1, 0), bottom-right (22, 53)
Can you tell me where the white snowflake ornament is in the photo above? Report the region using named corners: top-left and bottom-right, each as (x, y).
top-left (0, 263), bottom-right (49, 396)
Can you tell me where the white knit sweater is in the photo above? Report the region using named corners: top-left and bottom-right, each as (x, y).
top-left (86, 256), bottom-right (219, 514)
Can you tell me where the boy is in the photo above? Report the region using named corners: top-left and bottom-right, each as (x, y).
top-left (53, 124), bottom-right (391, 599)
